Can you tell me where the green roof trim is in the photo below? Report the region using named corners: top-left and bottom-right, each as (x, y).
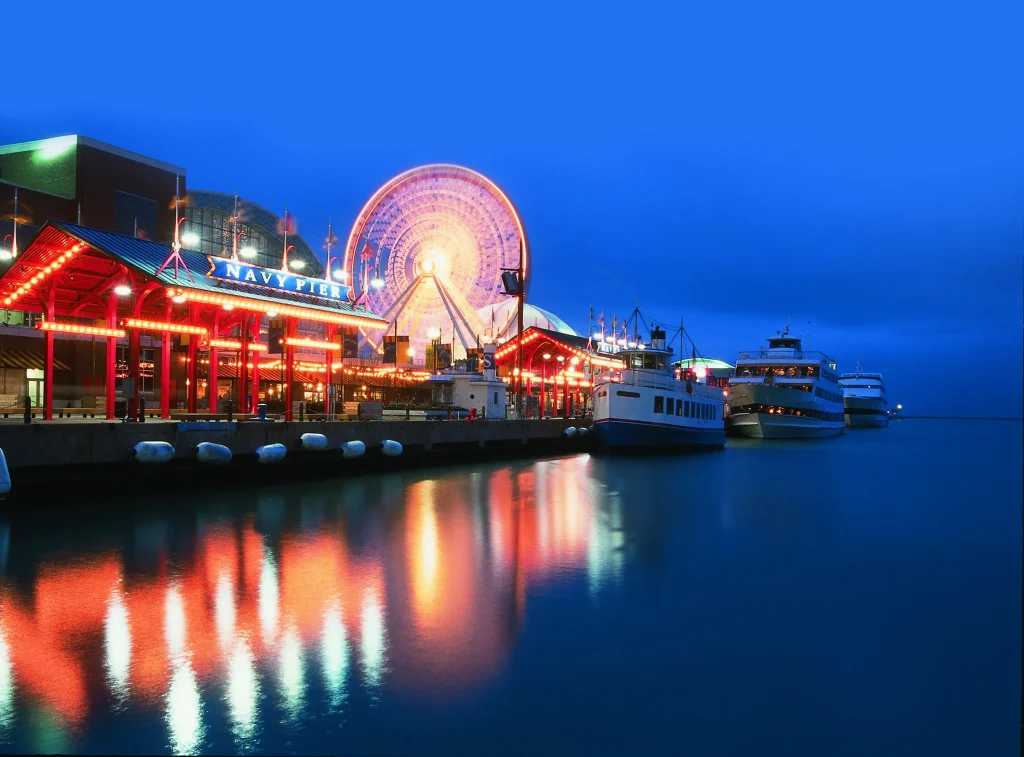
top-left (671, 357), bottom-right (735, 370)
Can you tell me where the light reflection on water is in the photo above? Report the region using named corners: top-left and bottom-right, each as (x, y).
top-left (0, 423), bottom-right (1017, 756)
top-left (0, 455), bottom-right (624, 751)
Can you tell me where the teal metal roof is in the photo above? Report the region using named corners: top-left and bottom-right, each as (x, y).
top-left (671, 357), bottom-right (735, 370)
top-left (49, 221), bottom-right (384, 323)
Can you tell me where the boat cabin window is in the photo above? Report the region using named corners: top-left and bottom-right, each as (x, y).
top-left (768, 338), bottom-right (801, 349)
top-left (666, 398), bottom-right (674, 415)
top-left (684, 400), bottom-right (690, 418)
top-left (616, 391), bottom-right (640, 398)
top-left (629, 352), bottom-right (666, 370)
top-left (676, 401), bottom-right (683, 417)
top-left (654, 396), bottom-right (664, 413)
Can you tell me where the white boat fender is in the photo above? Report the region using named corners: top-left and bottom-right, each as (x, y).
top-left (299, 433), bottom-right (329, 451)
top-left (133, 441), bottom-right (175, 464)
top-left (380, 440), bottom-right (403, 457)
top-left (256, 443), bottom-right (287, 464)
top-left (341, 440), bottom-right (366, 459)
top-left (562, 427), bottom-right (578, 440)
top-left (0, 448), bottom-right (10, 497)
top-left (196, 442), bottom-right (232, 465)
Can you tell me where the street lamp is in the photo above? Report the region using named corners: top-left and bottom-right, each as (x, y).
top-left (114, 284), bottom-right (132, 297)
top-left (370, 268), bottom-right (385, 289)
top-left (324, 221), bottom-right (346, 283)
top-left (239, 245), bottom-right (258, 259)
top-left (181, 232), bottom-right (200, 248)
top-left (231, 230), bottom-right (246, 261)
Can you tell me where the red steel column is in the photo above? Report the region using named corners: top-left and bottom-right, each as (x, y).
top-left (186, 304), bottom-right (197, 413)
top-left (160, 302), bottom-right (171, 419)
top-left (251, 355), bottom-right (261, 414)
top-left (325, 325), bottom-right (334, 417)
top-left (239, 315), bottom-right (249, 415)
top-left (250, 312), bottom-right (262, 413)
top-left (563, 380), bottom-right (569, 419)
top-left (208, 318), bottom-right (219, 414)
top-left (43, 331), bottom-right (54, 421)
top-left (106, 294), bottom-right (117, 420)
top-left (284, 319), bottom-right (296, 421)
top-left (187, 337), bottom-right (197, 413)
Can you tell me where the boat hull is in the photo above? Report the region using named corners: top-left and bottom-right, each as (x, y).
top-left (591, 418), bottom-right (726, 451)
top-left (725, 382), bottom-right (844, 439)
top-left (727, 413), bottom-right (845, 439)
top-left (843, 396), bottom-right (889, 427)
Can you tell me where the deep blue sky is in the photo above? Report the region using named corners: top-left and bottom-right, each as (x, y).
top-left (5, 1), bottom-right (1022, 416)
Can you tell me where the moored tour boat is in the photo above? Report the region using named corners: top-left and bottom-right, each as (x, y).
top-left (725, 325), bottom-right (845, 439)
top-left (840, 363), bottom-right (889, 427)
top-left (591, 322), bottom-right (726, 452)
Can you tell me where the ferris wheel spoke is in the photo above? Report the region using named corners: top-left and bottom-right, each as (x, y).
top-left (343, 165), bottom-right (527, 359)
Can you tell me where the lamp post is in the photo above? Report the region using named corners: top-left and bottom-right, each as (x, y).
top-left (232, 230), bottom-right (246, 262)
top-left (324, 221), bottom-right (346, 283)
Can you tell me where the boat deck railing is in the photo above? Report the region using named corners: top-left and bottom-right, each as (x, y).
top-left (736, 349), bottom-right (833, 363)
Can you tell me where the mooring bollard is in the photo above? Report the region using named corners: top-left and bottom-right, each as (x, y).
top-left (257, 402), bottom-right (268, 421)
top-left (138, 396), bottom-right (146, 423)
top-left (226, 401), bottom-right (233, 423)
top-left (23, 395), bottom-right (30, 425)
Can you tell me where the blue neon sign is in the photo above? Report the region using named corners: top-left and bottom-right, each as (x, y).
top-left (206, 257), bottom-right (351, 302)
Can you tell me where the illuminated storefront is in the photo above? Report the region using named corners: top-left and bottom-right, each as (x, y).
top-left (0, 221), bottom-right (387, 420)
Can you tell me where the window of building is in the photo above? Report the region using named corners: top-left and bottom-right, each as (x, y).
top-left (654, 396), bottom-right (664, 413)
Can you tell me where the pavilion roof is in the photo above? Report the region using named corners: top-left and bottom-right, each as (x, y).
top-left (494, 326), bottom-right (625, 370)
top-left (0, 222), bottom-right (386, 329)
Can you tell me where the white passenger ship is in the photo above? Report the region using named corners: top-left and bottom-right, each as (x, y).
top-left (839, 363), bottom-right (889, 427)
top-left (591, 325), bottom-right (726, 451)
top-left (725, 325), bottom-right (845, 439)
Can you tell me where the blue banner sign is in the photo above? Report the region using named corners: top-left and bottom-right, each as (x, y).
top-left (206, 257), bottom-right (351, 302)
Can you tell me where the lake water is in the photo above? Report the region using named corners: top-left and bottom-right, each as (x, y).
top-left (0, 419), bottom-right (1019, 756)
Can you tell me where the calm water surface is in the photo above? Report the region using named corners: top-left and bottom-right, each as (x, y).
top-left (0, 419), bottom-right (1018, 756)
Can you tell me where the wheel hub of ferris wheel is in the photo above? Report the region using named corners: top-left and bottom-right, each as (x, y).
top-left (343, 164), bottom-right (528, 358)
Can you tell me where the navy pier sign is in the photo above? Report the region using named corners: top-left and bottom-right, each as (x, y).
top-left (206, 257), bottom-right (351, 302)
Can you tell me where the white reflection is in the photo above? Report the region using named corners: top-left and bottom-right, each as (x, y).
top-left (321, 602), bottom-right (348, 706)
top-left (214, 573), bottom-right (235, 650)
top-left (166, 658), bottom-right (204, 755)
top-left (226, 638), bottom-right (259, 742)
top-left (104, 588), bottom-right (131, 704)
top-left (165, 586), bottom-right (186, 658)
top-left (0, 623), bottom-right (14, 732)
top-left (278, 626), bottom-right (304, 718)
top-left (258, 547), bottom-right (279, 645)
top-left (360, 589), bottom-right (387, 689)
top-left (587, 498), bottom-right (625, 599)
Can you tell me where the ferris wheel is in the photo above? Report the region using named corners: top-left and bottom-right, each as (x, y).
top-left (343, 164), bottom-right (528, 359)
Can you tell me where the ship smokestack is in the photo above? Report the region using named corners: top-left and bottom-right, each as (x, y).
top-left (651, 328), bottom-right (666, 351)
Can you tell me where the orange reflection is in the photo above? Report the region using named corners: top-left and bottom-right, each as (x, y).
top-left (0, 458), bottom-right (617, 720)
top-left (0, 595), bottom-right (87, 724)
top-left (35, 556), bottom-right (121, 637)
